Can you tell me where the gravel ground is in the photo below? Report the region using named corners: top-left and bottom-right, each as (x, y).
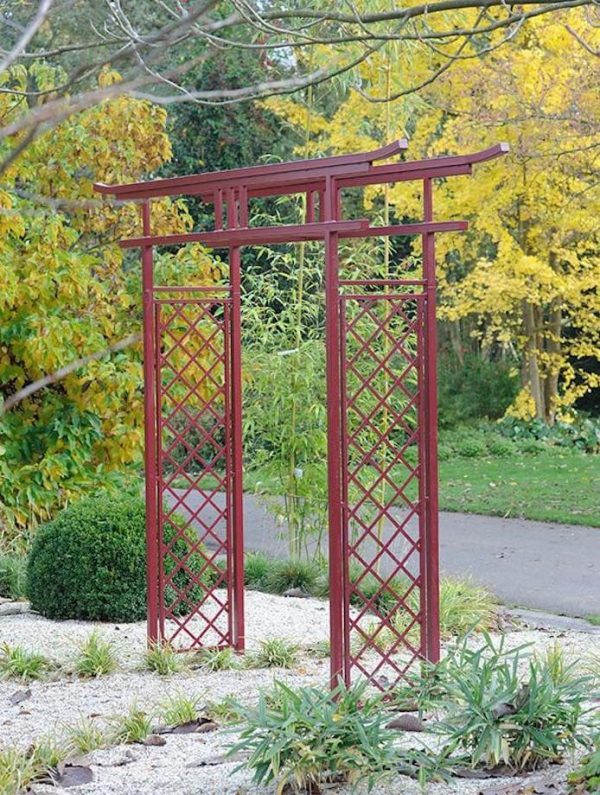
top-left (1, 591), bottom-right (598, 794)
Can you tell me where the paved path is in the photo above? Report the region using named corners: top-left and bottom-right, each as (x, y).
top-left (169, 491), bottom-right (600, 618)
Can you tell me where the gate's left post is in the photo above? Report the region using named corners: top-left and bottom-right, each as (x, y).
top-left (141, 200), bottom-right (159, 645)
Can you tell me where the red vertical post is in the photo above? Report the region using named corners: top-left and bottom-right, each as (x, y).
top-left (422, 179), bottom-right (441, 663)
top-left (229, 246), bottom-right (245, 651)
top-left (324, 175), bottom-right (346, 687)
top-left (141, 201), bottom-right (159, 645)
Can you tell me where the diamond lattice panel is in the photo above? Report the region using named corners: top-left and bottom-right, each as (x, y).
top-left (156, 298), bottom-right (232, 650)
top-left (341, 293), bottom-right (425, 689)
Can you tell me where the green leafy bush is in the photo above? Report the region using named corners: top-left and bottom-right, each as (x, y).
top-left (499, 415), bottom-right (600, 454)
top-left (27, 493), bottom-right (208, 622)
top-left (228, 680), bottom-right (401, 793)
top-left (263, 558), bottom-right (321, 595)
top-left (438, 353), bottom-right (519, 428)
top-left (454, 436), bottom-right (489, 457)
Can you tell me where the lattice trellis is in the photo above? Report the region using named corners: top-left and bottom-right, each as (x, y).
top-left (155, 297), bottom-right (233, 649)
top-left (98, 139), bottom-right (507, 686)
top-left (340, 292), bottom-right (425, 688)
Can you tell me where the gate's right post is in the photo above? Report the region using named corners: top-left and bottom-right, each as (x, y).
top-left (323, 176), bottom-right (346, 688)
top-left (422, 179), bottom-right (441, 663)
top-left (229, 245), bottom-right (245, 652)
top-left (141, 200), bottom-right (159, 646)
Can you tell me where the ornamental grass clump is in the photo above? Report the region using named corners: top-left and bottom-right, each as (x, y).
top-left (248, 637), bottom-right (298, 669)
top-left (228, 679), bottom-right (401, 794)
top-left (144, 642), bottom-right (187, 676)
top-left (0, 643), bottom-right (52, 681)
top-left (74, 631), bottom-right (117, 678)
top-left (437, 632), bottom-right (592, 771)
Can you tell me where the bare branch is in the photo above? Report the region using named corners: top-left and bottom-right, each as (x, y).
top-left (1, 333), bottom-right (141, 415)
top-left (0, 0), bottom-right (54, 73)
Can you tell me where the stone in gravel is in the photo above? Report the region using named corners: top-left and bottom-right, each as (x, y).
top-left (187, 753), bottom-right (244, 768)
top-left (143, 734), bottom-right (167, 747)
top-left (0, 600), bottom-right (30, 616)
top-left (168, 719), bottom-right (217, 734)
top-left (282, 587), bottom-right (310, 598)
top-left (51, 763), bottom-right (94, 788)
top-left (387, 714), bottom-right (425, 732)
top-left (9, 688), bottom-right (31, 705)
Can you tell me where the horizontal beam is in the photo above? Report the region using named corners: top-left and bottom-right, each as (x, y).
top-left (119, 219), bottom-right (467, 250)
top-left (342, 221), bottom-right (468, 238)
top-left (120, 218), bottom-right (371, 249)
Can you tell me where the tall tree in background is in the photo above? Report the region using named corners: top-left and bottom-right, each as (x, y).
top-left (266, 11), bottom-right (600, 422)
top-left (0, 65), bottom-right (218, 535)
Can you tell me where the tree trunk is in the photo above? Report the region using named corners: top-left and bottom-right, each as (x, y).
top-left (449, 319), bottom-right (464, 364)
top-left (522, 300), bottom-right (545, 420)
top-left (544, 302), bottom-right (562, 425)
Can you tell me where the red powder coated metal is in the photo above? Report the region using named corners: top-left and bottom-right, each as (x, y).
top-left (95, 139), bottom-right (507, 685)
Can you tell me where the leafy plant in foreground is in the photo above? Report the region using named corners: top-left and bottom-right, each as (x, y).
top-left (437, 633), bottom-right (592, 771)
top-left (228, 679), bottom-right (400, 793)
top-left (568, 736), bottom-right (600, 792)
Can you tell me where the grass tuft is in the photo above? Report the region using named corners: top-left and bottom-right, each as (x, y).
top-left (248, 637), bottom-right (298, 669)
top-left (160, 692), bottom-right (202, 726)
top-left (244, 552), bottom-right (272, 590)
top-left (75, 631), bottom-right (118, 678)
top-left (206, 695), bottom-right (244, 725)
top-left (195, 646), bottom-right (239, 672)
top-left (0, 554), bottom-right (27, 600)
top-left (263, 558), bottom-right (320, 595)
top-left (144, 642), bottom-right (186, 676)
top-left (65, 718), bottom-right (108, 755)
top-left (437, 577), bottom-right (496, 637)
top-left (109, 705), bottom-right (153, 744)
top-left (0, 643), bottom-right (51, 681)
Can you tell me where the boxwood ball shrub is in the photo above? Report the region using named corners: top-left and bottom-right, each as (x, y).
top-left (27, 493), bottom-right (209, 622)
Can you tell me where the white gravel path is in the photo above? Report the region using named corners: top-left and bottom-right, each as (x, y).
top-left (1, 591), bottom-right (598, 794)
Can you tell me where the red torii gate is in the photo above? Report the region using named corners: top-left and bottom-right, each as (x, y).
top-left (95, 139), bottom-right (507, 689)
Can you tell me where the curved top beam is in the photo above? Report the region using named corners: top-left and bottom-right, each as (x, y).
top-left (94, 138), bottom-right (409, 200)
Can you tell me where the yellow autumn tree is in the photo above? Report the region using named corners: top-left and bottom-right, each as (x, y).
top-left (267, 10), bottom-right (600, 423)
top-left (0, 64), bottom-right (218, 536)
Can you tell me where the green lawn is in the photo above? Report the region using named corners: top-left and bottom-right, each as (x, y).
top-left (171, 447), bottom-right (600, 529)
top-left (439, 450), bottom-right (600, 527)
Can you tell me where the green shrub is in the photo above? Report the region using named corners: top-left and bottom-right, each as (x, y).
top-left (27, 493), bottom-right (209, 622)
top-left (454, 435), bottom-right (488, 458)
top-left (486, 437), bottom-right (514, 457)
top-left (244, 552), bottom-right (272, 590)
top-left (0, 554), bottom-right (27, 599)
top-left (263, 558), bottom-right (321, 595)
top-left (438, 352), bottom-right (519, 428)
